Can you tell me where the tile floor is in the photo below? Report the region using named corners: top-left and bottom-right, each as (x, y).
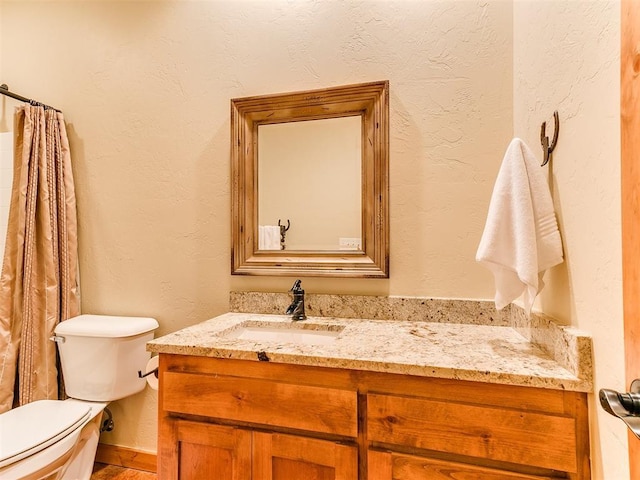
top-left (91, 463), bottom-right (157, 480)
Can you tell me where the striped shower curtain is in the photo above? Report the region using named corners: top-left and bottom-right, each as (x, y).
top-left (0, 105), bottom-right (80, 413)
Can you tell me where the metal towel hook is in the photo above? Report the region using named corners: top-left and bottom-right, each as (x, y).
top-left (540, 111), bottom-right (559, 167)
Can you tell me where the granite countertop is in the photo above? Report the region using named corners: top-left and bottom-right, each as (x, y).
top-left (147, 312), bottom-right (592, 392)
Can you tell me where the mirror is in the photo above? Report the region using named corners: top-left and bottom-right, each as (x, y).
top-left (258, 116), bottom-right (362, 251)
top-left (231, 80), bottom-right (389, 277)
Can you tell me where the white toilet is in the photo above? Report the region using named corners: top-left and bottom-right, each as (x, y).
top-left (0, 314), bottom-right (159, 480)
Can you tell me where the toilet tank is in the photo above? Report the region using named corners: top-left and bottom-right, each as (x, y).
top-left (54, 315), bottom-right (159, 402)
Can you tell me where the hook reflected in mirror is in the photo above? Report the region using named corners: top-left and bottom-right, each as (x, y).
top-left (278, 219), bottom-right (290, 250)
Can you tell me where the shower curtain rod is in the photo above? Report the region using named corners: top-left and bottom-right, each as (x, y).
top-left (0, 83), bottom-right (60, 112)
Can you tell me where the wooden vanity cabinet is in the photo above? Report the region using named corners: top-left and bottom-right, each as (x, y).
top-left (158, 354), bottom-right (590, 480)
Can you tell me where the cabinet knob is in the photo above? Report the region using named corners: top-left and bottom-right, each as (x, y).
top-left (599, 379), bottom-right (640, 438)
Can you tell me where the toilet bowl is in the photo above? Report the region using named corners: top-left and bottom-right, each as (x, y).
top-left (0, 315), bottom-right (158, 480)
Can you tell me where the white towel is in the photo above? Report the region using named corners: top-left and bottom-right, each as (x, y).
top-left (476, 138), bottom-right (563, 314)
top-left (259, 225), bottom-right (281, 250)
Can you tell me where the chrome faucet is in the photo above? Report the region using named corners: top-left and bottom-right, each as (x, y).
top-left (286, 279), bottom-right (307, 321)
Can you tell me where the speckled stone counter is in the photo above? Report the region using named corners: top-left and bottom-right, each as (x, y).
top-left (148, 309), bottom-right (593, 392)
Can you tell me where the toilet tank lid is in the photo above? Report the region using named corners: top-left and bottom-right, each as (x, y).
top-left (55, 314), bottom-right (159, 337)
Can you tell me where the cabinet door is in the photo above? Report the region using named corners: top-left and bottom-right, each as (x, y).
top-left (368, 451), bottom-right (556, 480)
top-left (253, 432), bottom-right (358, 480)
top-left (172, 420), bottom-right (251, 480)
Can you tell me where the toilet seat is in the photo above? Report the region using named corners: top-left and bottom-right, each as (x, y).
top-left (0, 399), bottom-right (91, 468)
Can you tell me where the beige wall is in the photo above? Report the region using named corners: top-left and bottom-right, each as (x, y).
top-left (0, 1), bottom-right (2, 100)
top-left (513, 1), bottom-right (624, 478)
top-left (2, 2), bottom-right (623, 477)
top-left (0, 0), bottom-right (513, 300)
top-left (0, 1), bottom-right (5, 132)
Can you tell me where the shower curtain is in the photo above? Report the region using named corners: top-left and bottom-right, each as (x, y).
top-left (0, 105), bottom-right (80, 413)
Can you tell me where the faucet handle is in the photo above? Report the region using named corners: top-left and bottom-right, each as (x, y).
top-left (290, 279), bottom-right (302, 293)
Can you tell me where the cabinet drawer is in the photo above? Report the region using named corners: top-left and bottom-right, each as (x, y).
top-left (163, 371), bottom-right (357, 437)
top-left (367, 393), bottom-right (577, 473)
top-left (368, 450), bottom-right (557, 480)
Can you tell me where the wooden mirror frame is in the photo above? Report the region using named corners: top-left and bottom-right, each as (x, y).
top-left (231, 80), bottom-right (389, 278)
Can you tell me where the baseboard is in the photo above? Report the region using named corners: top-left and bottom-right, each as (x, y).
top-left (95, 443), bottom-right (157, 473)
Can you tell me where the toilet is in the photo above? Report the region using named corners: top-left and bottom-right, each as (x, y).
top-left (0, 314), bottom-right (158, 480)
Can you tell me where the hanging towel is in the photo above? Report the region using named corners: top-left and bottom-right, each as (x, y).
top-left (259, 225), bottom-right (281, 250)
top-left (476, 138), bottom-right (563, 314)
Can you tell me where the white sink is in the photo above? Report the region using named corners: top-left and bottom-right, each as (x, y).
top-left (222, 322), bottom-right (342, 346)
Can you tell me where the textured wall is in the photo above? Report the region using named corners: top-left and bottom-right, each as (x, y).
top-left (513, 2), bottom-right (624, 478)
top-left (0, 2), bottom-right (5, 132)
top-left (0, 0), bottom-right (514, 454)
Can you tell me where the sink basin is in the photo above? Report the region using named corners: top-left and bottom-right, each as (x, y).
top-left (222, 322), bottom-right (343, 346)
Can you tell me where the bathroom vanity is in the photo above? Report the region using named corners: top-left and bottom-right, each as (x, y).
top-left (148, 311), bottom-right (592, 480)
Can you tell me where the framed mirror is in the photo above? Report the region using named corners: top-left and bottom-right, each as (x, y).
top-left (231, 81), bottom-right (389, 277)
